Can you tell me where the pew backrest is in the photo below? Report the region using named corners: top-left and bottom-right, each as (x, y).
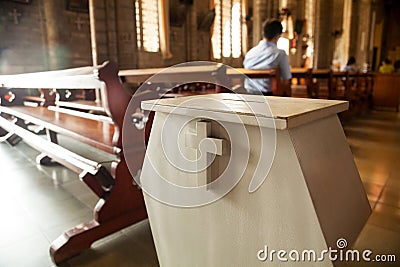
top-left (372, 73), bottom-right (400, 111)
top-left (226, 68), bottom-right (282, 95)
top-left (0, 61), bottom-right (131, 154)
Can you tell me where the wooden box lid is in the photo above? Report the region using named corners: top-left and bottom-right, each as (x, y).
top-left (142, 93), bottom-right (348, 129)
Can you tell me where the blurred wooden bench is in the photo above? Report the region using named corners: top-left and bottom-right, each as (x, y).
top-left (119, 63), bottom-right (227, 96)
top-left (291, 68), bottom-right (313, 98)
top-left (225, 68), bottom-right (286, 95)
top-left (372, 73), bottom-right (400, 112)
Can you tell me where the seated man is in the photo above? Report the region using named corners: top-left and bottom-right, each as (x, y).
top-left (379, 58), bottom-right (395, 74)
top-left (243, 19), bottom-right (292, 95)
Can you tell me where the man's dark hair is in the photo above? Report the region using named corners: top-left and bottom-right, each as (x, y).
top-left (347, 56), bottom-right (356, 66)
top-left (384, 58), bottom-right (392, 64)
top-left (263, 19), bottom-right (283, 40)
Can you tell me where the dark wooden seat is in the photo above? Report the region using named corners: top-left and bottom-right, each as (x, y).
top-left (0, 105), bottom-right (115, 153)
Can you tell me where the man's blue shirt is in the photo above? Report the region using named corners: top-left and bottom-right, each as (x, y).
top-left (243, 40), bottom-right (292, 94)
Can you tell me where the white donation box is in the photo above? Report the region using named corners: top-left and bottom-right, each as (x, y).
top-left (140, 94), bottom-right (371, 267)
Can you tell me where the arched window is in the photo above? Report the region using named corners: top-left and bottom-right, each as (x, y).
top-left (135, 0), bottom-right (171, 58)
top-left (135, 0), bottom-right (160, 52)
top-left (212, 0), bottom-right (243, 59)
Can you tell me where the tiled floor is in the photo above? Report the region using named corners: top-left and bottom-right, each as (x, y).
top-left (0, 136), bottom-right (158, 267)
top-left (0, 110), bottom-right (399, 267)
top-left (341, 111), bottom-right (400, 267)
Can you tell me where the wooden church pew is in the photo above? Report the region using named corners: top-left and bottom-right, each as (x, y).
top-left (372, 72), bottom-right (400, 112)
top-left (225, 68), bottom-right (285, 95)
top-left (0, 61), bottom-right (235, 263)
top-left (356, 72), bottom-right (374, 112)
top-left (118, 63), bottom-right (227, 96)
top-left (0, 61), bottom-right (155, 264)
top-left (291, 68), bottom-right (333, 99)
top-left (290, 68), bottom-right (313, 98)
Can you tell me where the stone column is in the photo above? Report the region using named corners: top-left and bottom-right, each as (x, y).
top-left (355, 0), bottom-right (373, 69)
top-left (115, 0), bottom-right (138, 69)
top-left (252, 0), bottom-right (268, 47)
top-left (42, 0), bottom-right (68, 69)
top-left (88, 0), bottom-right (118, 65)
top-left (287, 0), bottom-right (306, 67)
top-left (313, 0), bottom-right (334, 68)
top-left (89, 0), bottom-right (98, 66)
top-left (334, 0), bottom-right (351, 69)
